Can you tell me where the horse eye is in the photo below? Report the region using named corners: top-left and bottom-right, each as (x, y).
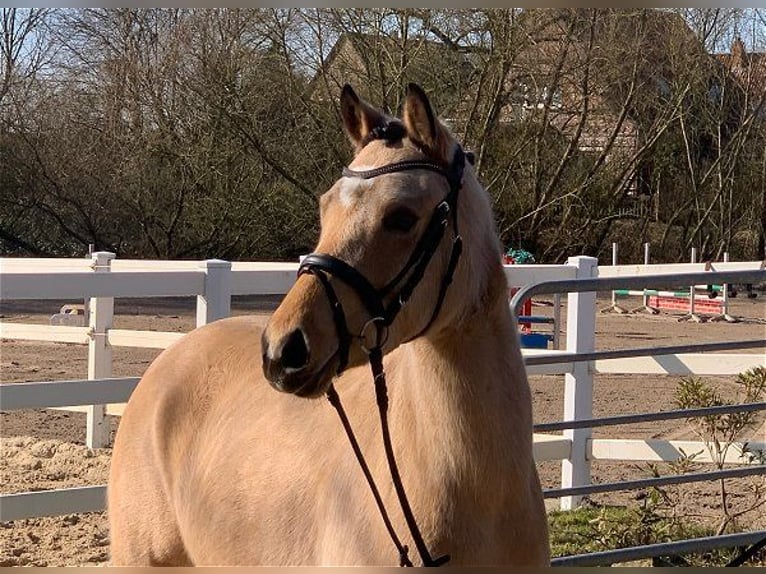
top-left (383, 207), bottom-right (419, 233)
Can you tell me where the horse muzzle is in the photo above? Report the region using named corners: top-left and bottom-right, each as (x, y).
top-left (261, 328), bottom-right (336, 398)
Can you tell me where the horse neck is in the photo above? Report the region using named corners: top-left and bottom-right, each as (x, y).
top-left (389, 259), bottom-right (532, 492)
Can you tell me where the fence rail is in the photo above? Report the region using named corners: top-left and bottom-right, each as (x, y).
top-left (534, 401), bottom-right (766, 432)
top-left (544, 465), bottom-right (766, 499)
top-left (551, 530), bottom-right (766, 567)
top-left (0, 270), bottom-right (207, 299)
top-left (510, 269), bottom-right (766, 315)
top-left (523, 338), bottom-right (766, 366)
top-left (0, 378), bottom-right (139, 411)
top-left (0, 486), bottom-right (106, 522)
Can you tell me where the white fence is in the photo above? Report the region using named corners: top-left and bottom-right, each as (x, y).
top-left (1, 253), bottom-right (765, 524)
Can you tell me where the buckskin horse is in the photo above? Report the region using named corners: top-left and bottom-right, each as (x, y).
top-left (108, 83), bottom-right (550, 566)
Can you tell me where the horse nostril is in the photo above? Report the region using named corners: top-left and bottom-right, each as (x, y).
top-left (280, 329), bottom-right (310, 371)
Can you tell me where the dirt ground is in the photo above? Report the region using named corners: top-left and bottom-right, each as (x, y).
top-left (1, 292), bottom-right (764, 566)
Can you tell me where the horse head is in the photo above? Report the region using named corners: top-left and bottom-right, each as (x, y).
top-left (262, 83), bottom-right (497, 398)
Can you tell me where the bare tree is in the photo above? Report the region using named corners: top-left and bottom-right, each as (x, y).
top-left (1, 8), bottom-right (764, 262)
top-left (0, 8), bottom-right (52, 107)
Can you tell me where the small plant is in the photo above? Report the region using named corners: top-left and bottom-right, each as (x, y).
top-left (547, 500), bottom-right (739, 566)
top-left (548, 368), bottom-right (765, 566)
top-left (675, 366), bottom-right (766, 536)
top-left (547, 502), bottom-right (678, 557)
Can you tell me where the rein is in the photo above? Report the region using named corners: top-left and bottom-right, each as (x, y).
top-left (297, 145), bottom-right (466, 567)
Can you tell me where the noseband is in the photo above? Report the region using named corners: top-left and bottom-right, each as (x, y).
top-left (297, 145), bottom-right (467, 567)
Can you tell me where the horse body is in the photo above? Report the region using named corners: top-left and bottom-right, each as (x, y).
top-left (108, 83), bottom-right (550, 566)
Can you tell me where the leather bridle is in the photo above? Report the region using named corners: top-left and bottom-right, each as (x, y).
top-left (297, 143), bottom-right (467, 567)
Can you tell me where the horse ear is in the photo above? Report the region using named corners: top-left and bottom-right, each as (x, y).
top-left (340, 84), bottom-right (387, 153)
top-left (402, 83), bottom-right (451, 162)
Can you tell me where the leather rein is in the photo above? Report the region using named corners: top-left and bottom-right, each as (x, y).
top-left (297, 142), bottom-right (467, 567)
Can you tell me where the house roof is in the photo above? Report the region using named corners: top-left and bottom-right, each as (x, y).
top-left (514, 9), bottom-right (707, 96)
top-left (715, 36), bottom-right (766, 91)
top-left (309, 9), bottom-right (742, 153)
top-left (307, 31), bottom-right (479, 116)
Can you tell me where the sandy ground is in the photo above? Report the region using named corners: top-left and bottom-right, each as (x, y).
top-left (0, 293), bottom-right (764, 566)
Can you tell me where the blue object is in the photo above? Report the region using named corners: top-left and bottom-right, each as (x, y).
top-left (520, 332), bottom-right (551, 349)
top-left (505, 247), bottom-right (536, 264)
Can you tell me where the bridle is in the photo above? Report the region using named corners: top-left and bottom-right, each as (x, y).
top-left (297, 139), bottom-right (468, 567)
top-left (300, 149), bottom-right (465, 370)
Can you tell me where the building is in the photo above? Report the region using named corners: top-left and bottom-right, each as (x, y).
top-left (310, 9), bottom-right (741, 198)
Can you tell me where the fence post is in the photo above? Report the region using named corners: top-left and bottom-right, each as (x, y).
top-left (196, 259), bottom-right (232, 327)
top-left (560, 255), bottom-right (598, 510)
top-left (680, 247), bottom-right (702, 322)
top-left (601, 243), bottom-right (627, 314)
top-left (710, 252), bottom-right (737, 323)
top-left (87, 251), bottom-right (115, 449)
top-left (722, 252), bottom-right (730, 316)
top-left (630, 242), bottom-right (658, 314)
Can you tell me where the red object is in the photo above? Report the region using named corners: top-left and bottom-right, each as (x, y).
top-left (505, 254), bottom-right (532, 331)
top-left (509, 287), bottom-right (533, 332)
top-left (648, 295), bottom-right (723, 314)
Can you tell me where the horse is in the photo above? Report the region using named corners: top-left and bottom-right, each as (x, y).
top-left (107, 83), bottom-right (550, 566)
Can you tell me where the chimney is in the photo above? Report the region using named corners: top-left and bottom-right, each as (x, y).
top-left (731, 36), bottom-right (746, 67)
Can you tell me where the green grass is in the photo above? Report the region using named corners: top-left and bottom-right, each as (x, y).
top-left (547, 503), bottom-right (764, 566)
